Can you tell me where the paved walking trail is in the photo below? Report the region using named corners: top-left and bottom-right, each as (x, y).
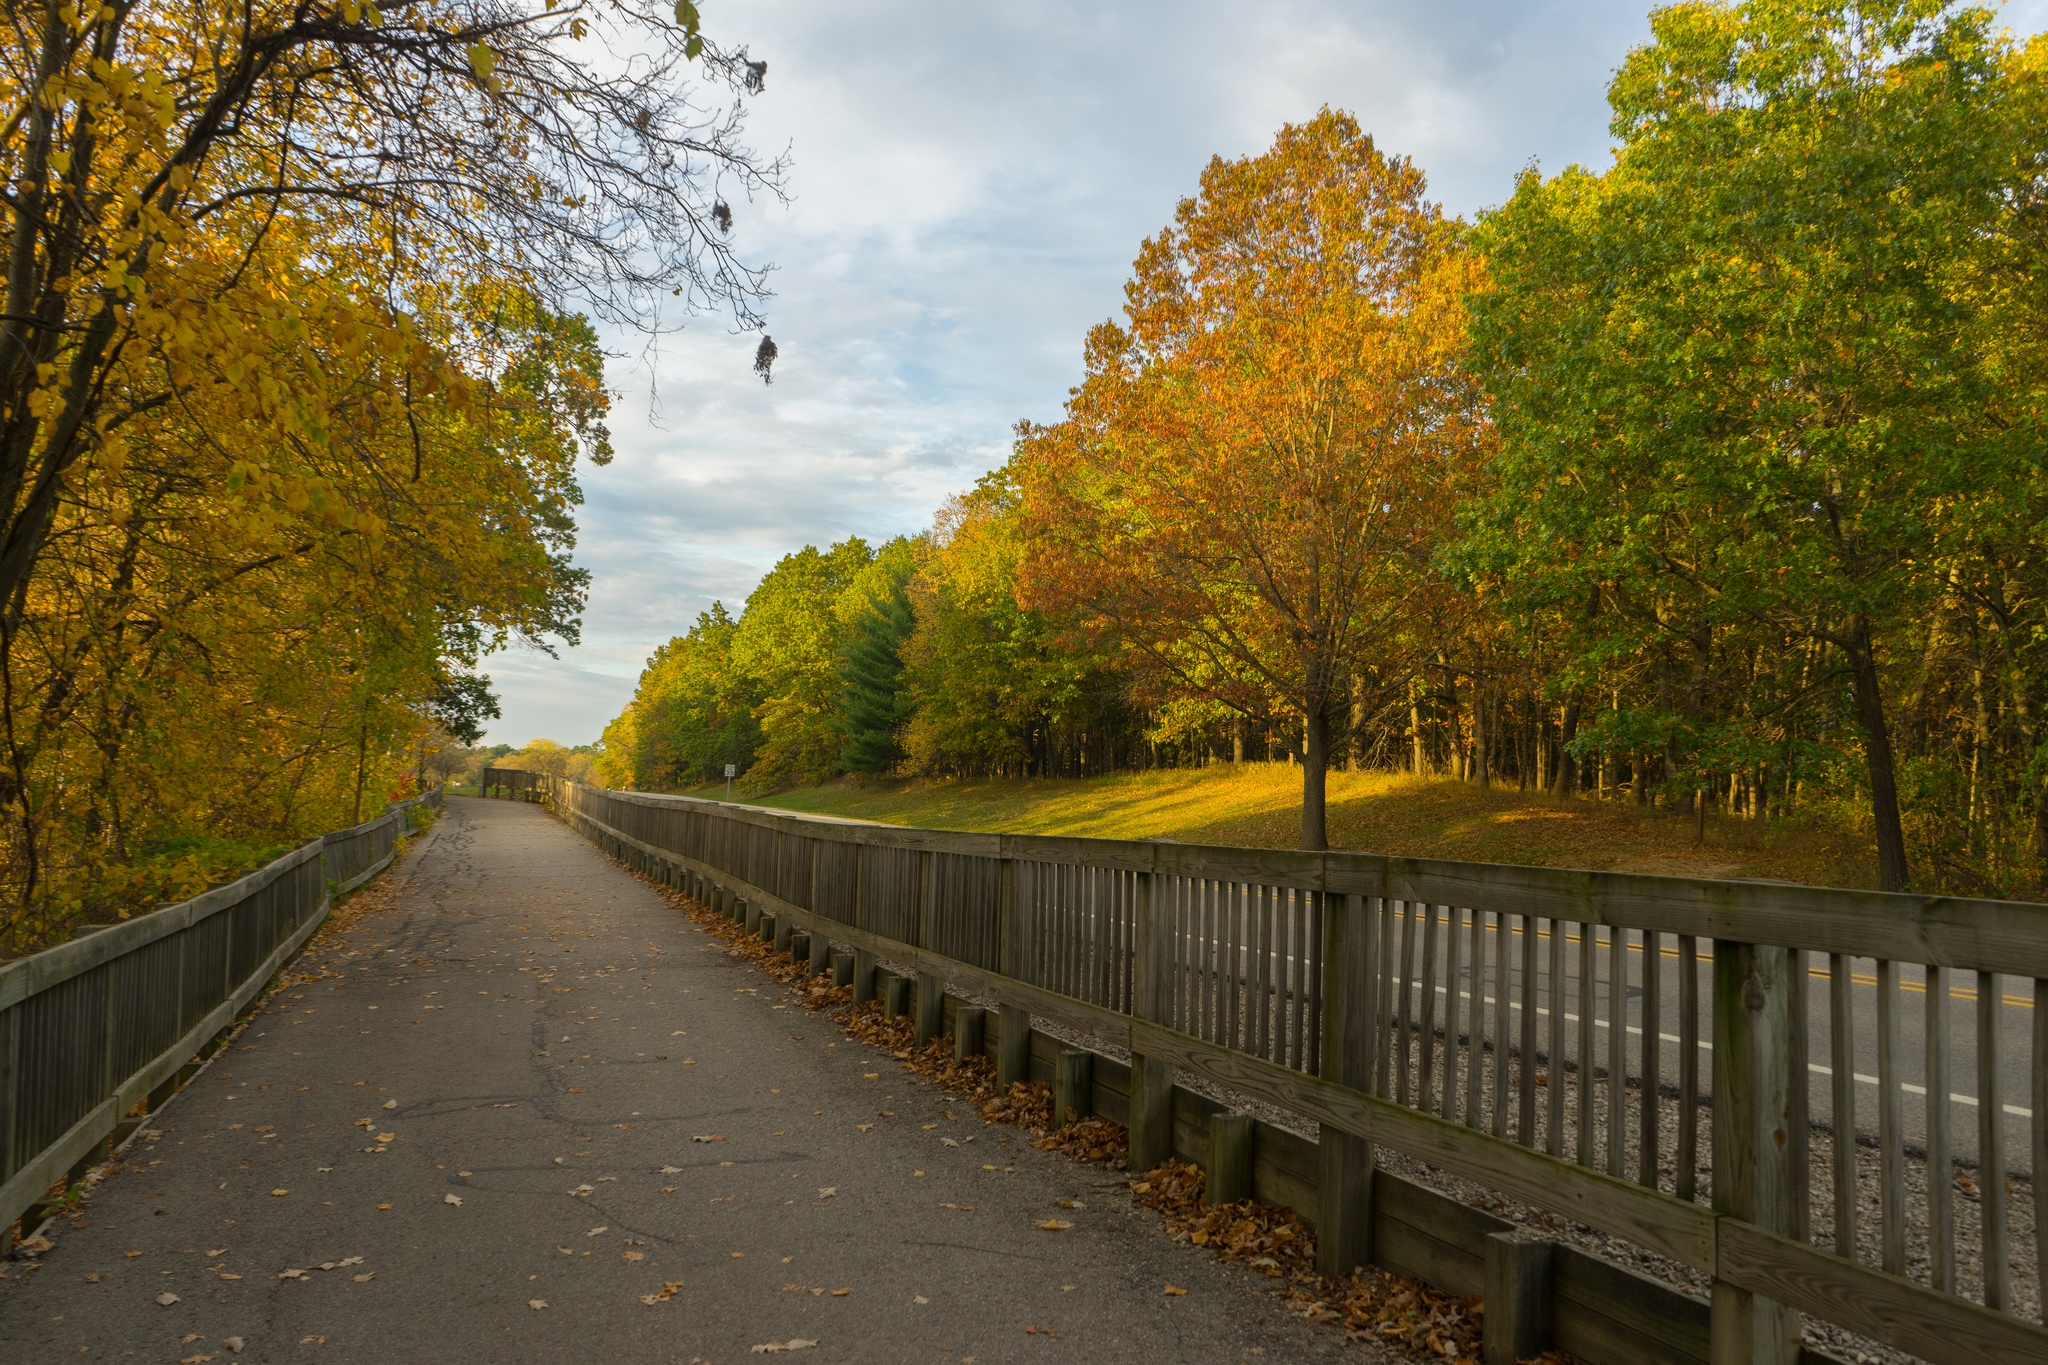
top-left (0, 797), bottom-right (1357, 1364)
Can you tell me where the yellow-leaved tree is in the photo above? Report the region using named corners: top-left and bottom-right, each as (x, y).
top-left (1014, 110), bottom-right (1489, 850)
top-left (0, 0), bottom-right (781, 945)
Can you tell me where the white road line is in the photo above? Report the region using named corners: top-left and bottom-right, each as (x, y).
top-left (1413, 983), bottom-right (2036, 1120)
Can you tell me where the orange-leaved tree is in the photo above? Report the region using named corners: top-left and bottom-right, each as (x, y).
top-left (1014, 109), bottom-right (1489, 849)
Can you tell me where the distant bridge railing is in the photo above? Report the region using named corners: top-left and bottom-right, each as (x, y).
top-left (481, 766), bottom-right (546, 800)
top-left (0, 786), bottom-right (443, 1248)
top-left (521, 774), bottom-right (2047, 1365)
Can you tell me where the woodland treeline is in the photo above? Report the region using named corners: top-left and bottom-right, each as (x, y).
top-left (604, 1), bottom-right (2048, 897)
top-left (0, 0), bottom-right (777, 947)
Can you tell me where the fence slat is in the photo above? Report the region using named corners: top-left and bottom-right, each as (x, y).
top-left (1831, 952), bottom-right (1857, 1259)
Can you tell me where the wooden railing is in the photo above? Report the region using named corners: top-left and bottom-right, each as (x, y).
top-left (0, 787), bottom-right (443, 1247)
top-left (527, 775), bottom-right (2048, 1365)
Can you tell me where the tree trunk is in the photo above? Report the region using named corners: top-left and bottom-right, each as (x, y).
top-left (1301, 703), bottom-right (1330, 851)
top-left (1469, 690), bottom-right (1489, 787)
top-left (1410, 697), bottom-right (1427, 776)
top-left (1555, 694), bottom-right (1581, 797)
top-left (1845, 620), bottom-right (1910, 892)
top-left (352, 716), bottom-right (370, 825)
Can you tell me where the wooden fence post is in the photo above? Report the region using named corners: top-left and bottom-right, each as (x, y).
top-left (1056, 1049), bottom-right (1093, 1126)
top-left (1129, 848), bottom-right (1175, 1174)
top-left (1317, 889), bottom-right (1377, 1277)
top-left (884, 973), bottom-right (911, 1018)
top-left (0, 1002), bottom-right (18, 1251)
top-left (1208, 1112), bottom-right (1255, 1206)
top-left (1482, 1232), bottom-right (1554, 1364)
top-left (832, 952), bottom-right (854, 988)
top-left (955, 1007), bottom-right (985, 1062)
top-left (915, 973), bottom-right (945, 1046)
top-left (1710, 939), bottom-right (1799, 1365)
top-left (854, 950), bottom-right (878, 1005)
top-left (998, 1005), bottom-right (1031, 1090)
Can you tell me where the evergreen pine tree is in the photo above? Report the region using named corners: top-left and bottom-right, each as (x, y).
top-left (836, 574), bottom-right (916, 772)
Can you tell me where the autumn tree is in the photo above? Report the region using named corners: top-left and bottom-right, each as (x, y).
top-left (0, 0), bottom-right (781, 936)
top-left (1013, 110), bottom-right (1489, 849)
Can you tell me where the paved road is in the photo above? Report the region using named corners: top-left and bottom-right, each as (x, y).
top-left (0, 798), bottom-right (1355, 1365)
top-left (1377, 909), bottom-right (2035, 1171)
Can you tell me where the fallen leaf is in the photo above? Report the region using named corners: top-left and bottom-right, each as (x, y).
top-left (691, 1134), bottom-right (726, 1143)
top-left (223, 1339), bottom-right (244, 1353)
top-left (383, 1100), bottom-right (397, 1110)
top-left (831, 1288), bottom-right (851, 1296)
top-left (206, 1249), bottom-right (227, 1257)
top-left (179, 1354), bottom-right (214, 1363)
top-left (640, 1280), bottom-right (686, 1305)
top-left (298, 1336), bottom-right (324, 1345)
top-left (940, 1138), bottom-right (959, 1148)
top-left (862, 1073), bottom-right (879, 1080)
top-left (854, 1124), bottom-right (874, 1133)
top-left (269, 1189), bottom-right (289, 1197)
top-left (218, 1273), bottom-right (242, 1281)
top-left (183, 1334), bottom-right (203, 1344)
top-left (730, 1252), bottom-right (745, 1259)
top-left (443, 1193), bottom-right (463, 1206)
top-left (83, 1274), bottom-right (102, 1283)
top-left (914, 1295), bottom-right (929, 1305)
top-left (749, 1340), bottom-right (818, 1353)
top-left (938, 1203), bottom-right (976, 1211)
top-left (587, 1226), bottom-right (609, 1236)
top-left (156, 1291), bottom-right (181, 1306)
top-left (1164, 1284), bottom-right (1187, 1296)
top-left (623, 1251), bottom-right (645, 1262)
top-left (278, 1269), bottom-right (307, 1280)
top-left (815, 1187), bottom-right (837, 1199)
top-left (1057, 1200), bottom-right (1084, 1209)
top-left (659, 1166), bottom-right (683, 1174)
top-left (376, 1203), bottom-right (392, 1210)
top-left (529, 1299), bottom-right (548, 1310)
top-left (660, 1186), bottom-right (679, 1194)
top-left (1035, 1219), bottom-right (1072, 1231)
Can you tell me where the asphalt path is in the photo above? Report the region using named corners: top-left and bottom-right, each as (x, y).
top-left (0, 797), bottom-right (1357, 1365)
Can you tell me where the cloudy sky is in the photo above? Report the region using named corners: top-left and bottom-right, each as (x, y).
top-left (480, 0), bottom-right (2048, 749)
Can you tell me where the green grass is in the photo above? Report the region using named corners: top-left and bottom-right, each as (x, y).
top-left (706, 763), bottom-right (1876, 889)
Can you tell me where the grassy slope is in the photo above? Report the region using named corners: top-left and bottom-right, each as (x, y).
top-left (697, 763), bottom-right (1877, 889)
